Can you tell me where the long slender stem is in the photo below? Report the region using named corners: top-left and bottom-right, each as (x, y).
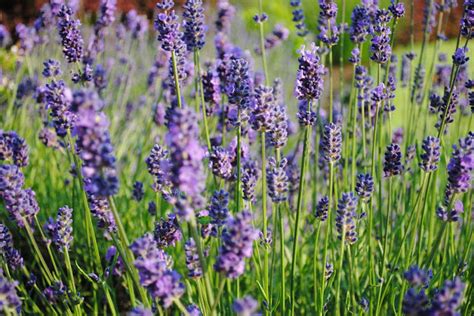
top-left (171, 50), bottom-right (182, 108)
top-left (194, 50), bottom-right (212, 151)
top-left (290, 107), bottom-right (312, 315)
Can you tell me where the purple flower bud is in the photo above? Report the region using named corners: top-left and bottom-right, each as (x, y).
top-left (321, 123), bottom-right (342, 162)
top-left (183, 0), bottom-right (206, 51)
top-left (53, 206), bottom-right (73, 252)
top-left (184, 238), bottom-right (202, 278)
top-left (233, 296), bottom-right (259, 316)
top-left (154, 214), bottom-right (182, 248)
top-left (132, 181), bottom-right (144, 202)
top-left (335, 192), bottom-right (358, 245)
top-left (57, 5), bottom-right (83, 63)
top-left (404, 266), bottom-right (432, 288)
top-left (215, 211), bottom-right (258, 278)
top-left (267, 157), bottom-right (289, 203)
top-left (42, 59), bottom-right (62, 78)
top-left (0, 270), bottom-right (21, 313)
top-left (429, 277), bottom-right (465, 314)
top-left (209, 190), bottom-right (229, 227)
top-left (315, 196), bottom-right (329, 221)
top-left (355, 173), bottom-right (374, 202)
top-left (383, 143), bottom-right (403, 177)
top-left (0, 223), bottom-right (24, 271)
top-left (291, 0), bottom-right (309, 37)
top-left (215, 0), bottom-right (235, 34)
top-left (295, 43), bottom-right (326, 101)
top-left (420, 136), bottom-right (441, 172)
top-left (242, 159), bottom-right (259, 202)
top-left (146, 144), bottom-right (171, 194)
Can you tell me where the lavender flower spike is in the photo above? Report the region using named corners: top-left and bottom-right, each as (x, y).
top-left (266, 157), bottom-right (289, 203)
top-left (419, 136), bottom-right (441, 172)
top-left (53, 206), bottom-right (73, 252)
top-left (183, 0), bottom-right (206, 51)
top-left (57, 5), bottom-right (83, 63)
top-left (295, 43), bottom-right (326, 101)
top-left (383, 143), bottom-right (403, 177)
top-left (215, 211), bottom-right (258, 278)
top-left (335, 192), bottom-right (358, 245)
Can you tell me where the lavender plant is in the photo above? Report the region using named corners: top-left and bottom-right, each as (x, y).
top-left (0, 1), bottom-right (472, 315)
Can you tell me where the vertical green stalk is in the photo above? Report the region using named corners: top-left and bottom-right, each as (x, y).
top-left (236, 109), bottom-right (242, 213)
top-left (335, 231), bottom-right (345, 316)
top-left (64, 250), bottom-right (81, 315)
top-left (171, 50), bottom-right (182, 108)
top-left (194, 50), bottom-right (212, 151)
top-left (319, 162), bottom-right (334, 315)
top-left (290, 101), bottom-right (312, 315)
top-left (376, 176), bottom-right (393, 313)
top-left (261, 131), bottom-right (269, 309)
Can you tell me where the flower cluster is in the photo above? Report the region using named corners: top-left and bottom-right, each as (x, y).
top-left (267, 157), bottom-right (289, 203)
top-left (215, 211), bottom-right (258, 278)
top-left (0, 131), bottom-right (29, 167)
top-left (295, 43), bottom-right (326, 101)
top-left (57, 5), bottom-right (83, 63)
top-left (130, 233), bottom-right (184, 308)
top-left (335, 192), bottom-right (358, 245)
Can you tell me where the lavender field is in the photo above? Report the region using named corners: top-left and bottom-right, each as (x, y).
top-left (0, 0), bottom-right (473, 315)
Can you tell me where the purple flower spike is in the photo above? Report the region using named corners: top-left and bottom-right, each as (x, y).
top-left (383, 143), bottom-right (403, 177)
top-left (183, 0), bottom-right (206, 51)
top-left (215, 211), bottom-right (258, 279)
top-left (57, 5), bottom-right (83, 63)
top-left (233, 296), bottom-right (259, 316)
top-left (335, 192), bottom-right (358, 245)
top-left (315, 196), bottom-right (329, 221)
top-left (0, 270), bottom-right (22, 314)
top-left (321, 123), bottom-right (342, 162)
top-left (420, 136), bottom-right (441, 172)
top-left (295, 43), bottom-right (326, 101)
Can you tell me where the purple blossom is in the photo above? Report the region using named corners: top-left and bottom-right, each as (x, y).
top-left (355, 173), bottom-right (374, 202)
top-left (370, 24), bottom-right (392, 64)
top-left (233, 296), bottom-right (259, 316)
top-left (383, 143), bottom-right (403, 177)
top-left (266, 157), bottom-right (289, 203)
top-left (165, 107), bottom-right (206, 219)
top-left (215, 0), bottom-right (235, 34)
top-left (349, 5), bottom-right (370, 44)
top-left (315, 196), bottom-right (329, 221)
top-left (461, 0), bottom-right (474, 39)
top-left (404, 266), bottom-right (432, 288)
top-left (402, 288), bottom-right (429, 315)
top-left (227, 56), bottom-right (253, 112)
top-left (146, 144), bottom-right (171, 194)
top-left (209, 190), bottom-right (230, 227)
top-left (215, 211), bottom-right (258, 278)
top-left (452, 47), bottom-right (470, 66)
top-left (291, 0), bottom-right (309, 37)
top-left (295, 43), bottom-right (326, 101)
top-left (429, 277), bottom-right (465, 315)
top-left (242, 159), bottom-right (259, 202)
top-left (335, 192), bottom-right (358, 245)
top-left (52, 206), bottom-right (73, 252)
top-left (388, 1), bottom-right (405, 19)
top-left (130, 233), bottom-right (184, 308)
top-left (74, 109), bottom-right (119, 197)
top-left (184, 238), bottom-right (202, 278)
top-left (321, 123), bottom-right (342, 162)
top-left (255, 24), bottom-right (289, 54)
top-left (57, 5), bottom-right (83, 63)
top-left (183, 0), bottom-right (206, 51)
top-left (154, 213), bottom-right (182, 248)
top-left (420, 136), bottom-right (441, 172)
top-left (0, 131), bottom-right (29, 167)
top-left (42, 59), bottom-right (62, 78)
top-left (251, 85), bottom-right (275, 132)
top-left (88, 193), bottom-right (117, 233)
top-left (0, 223), bottom-right (24, 271)
top-left (132, 181), bottom-right (144, 201)
top-left (0, 270), bottom-right (21, 314)
top-left (209, 146), bottom-right (233, 180)
top-left (43, 80), bottom-right (74, 137)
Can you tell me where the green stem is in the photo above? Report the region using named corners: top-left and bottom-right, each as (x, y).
top-left (171, 50), bottom-right (182, 108)
top-left (290, 106), bottom-right (312, 315)
top-left (194, 50), bottom-right (212, 151)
